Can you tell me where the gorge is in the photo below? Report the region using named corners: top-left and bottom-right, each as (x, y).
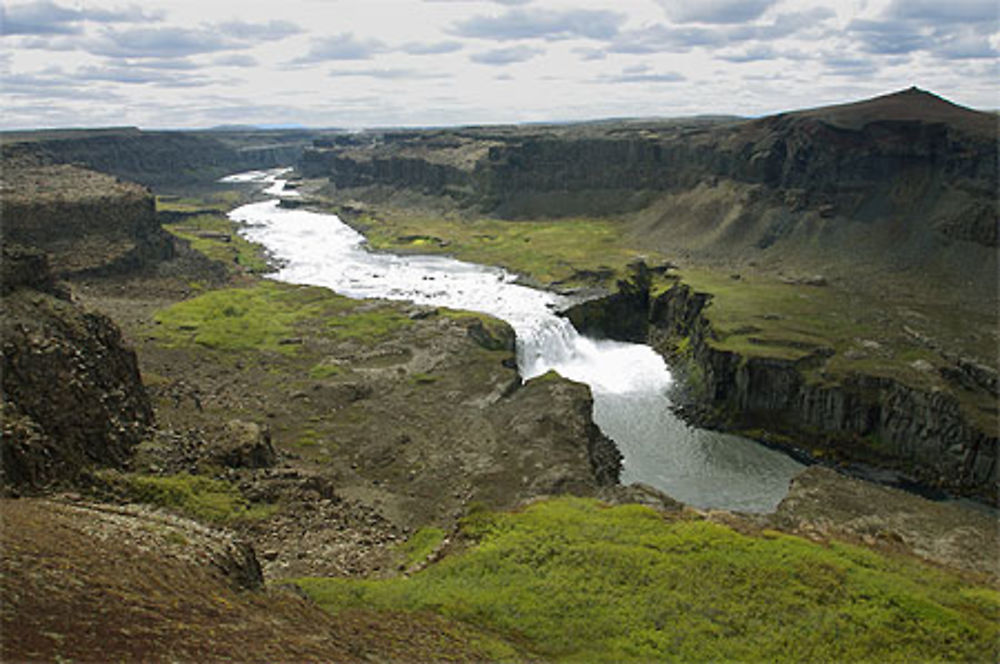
top-left (1, 87), bottom-right (997, 662)
top-left (230, 169), bottom-right (805, 512)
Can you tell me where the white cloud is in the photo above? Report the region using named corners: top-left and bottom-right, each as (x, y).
top-left (1, 0), bottom-right (996, 129)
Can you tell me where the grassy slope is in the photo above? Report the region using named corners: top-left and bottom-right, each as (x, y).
top-left (1, 499), bottom-right (522, 663)
top-left (297, 496), bottom-right (1000, 663)
top-left (151, 280), bottom-right (414, 354)
top-left (351, 207), bottom-right (654, 287)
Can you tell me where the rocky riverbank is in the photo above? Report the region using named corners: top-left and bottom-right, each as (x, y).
top-left (561, 262), bottom-right (997, 503)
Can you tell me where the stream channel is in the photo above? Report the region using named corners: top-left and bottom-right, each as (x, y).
top-left (225, 169), bottom-right (804, 512)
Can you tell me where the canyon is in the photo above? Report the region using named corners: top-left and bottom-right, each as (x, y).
top-left (1, 87), bottom-right (997, 661)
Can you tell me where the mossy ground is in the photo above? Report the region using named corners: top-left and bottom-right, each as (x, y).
top-left (163, 212), bottom-right (271, 274)
top-left (296, 496), bottom-right (1000, 663)
top-left (95, 470), bottom-right (277, 523)
top-left (151, 280), bottom-right (413, 354)
top-left (156, 190), bottom-right (246, 214)
top-left (351, 208), bottom-right (654, 288)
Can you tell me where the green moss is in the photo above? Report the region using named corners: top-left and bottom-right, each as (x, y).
top-left (308, 361), bottom-right (343, 379)
top-left (152, 281), bottom-right (413, 354)
top-left (163, 530), bottom-right (190, 547)
top-left (296, 429), bottom-right (321, 447)
top-left (156, 190), bottom-right (243, 214)
top-left (103, 472), bottom-right (277, 523)
top-left (359, 210), bottom-right (653, 287)
top-left (400, 527), bottom-right (447, 567)
top-left (294, 497), bottom-right (999, 663)
top-left (410, 372), bottom-right (438, 385)
top-left (164, 213), bottom-right (270, 274)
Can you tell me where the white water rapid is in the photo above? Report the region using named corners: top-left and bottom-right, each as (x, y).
top-left (225, 169), bottom-right (804, 512)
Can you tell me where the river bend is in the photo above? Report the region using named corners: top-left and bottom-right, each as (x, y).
top-left (225, 169), bottom-right (803, 512)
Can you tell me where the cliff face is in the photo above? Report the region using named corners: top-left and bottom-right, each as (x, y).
top-left (564, 275), bottom-right (997, 501)
top-left (1, 246), bottom-right (154, 491)
top-left (2, 128), bottom-right (308, 188)
top-left (303, 89), bottom-right (997, 287)
top-left (1, 162), bottom-right (173, 276)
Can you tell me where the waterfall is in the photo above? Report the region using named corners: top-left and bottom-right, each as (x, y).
top-left (226, 168), bottom-right (804, 513)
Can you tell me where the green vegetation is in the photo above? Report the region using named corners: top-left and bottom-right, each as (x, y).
top-left (308, 360), bottom-right (343, 379)
top-left (410, 372), bottom-right (438, 385)
top-left (399, 527), bottom-right (446, 568)
top-left (163, 212), bottom-right (270, 274)
top-left (99, 472), bottom-right (277, 523)
top-left (152, 281), bottom-right (413, 354)
top-left (296, 497), bottom-right (999, 663)
top-left (156, 190), bottom-right (245, 214)
top-left (356, 210), bottom-right (651, 287)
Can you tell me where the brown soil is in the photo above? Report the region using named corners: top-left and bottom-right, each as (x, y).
top-left (0, 497), bottom-right (522, 663)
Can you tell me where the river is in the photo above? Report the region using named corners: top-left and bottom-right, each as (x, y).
top-left (225, 169), bottom-right (804, 512)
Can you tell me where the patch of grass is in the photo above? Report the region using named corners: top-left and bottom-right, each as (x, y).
top-left (163, 213), bottom-right (270, 274)
top-left (156, 190), bottom-right (244, 214)
top-left (152, 281), bottom-right (413, 354)
top-left (296, 429), bottom-right (321, 447)
top-left (399, 527), bottom-right (446, 568)
top-left (308, 361), bottom-right (343, 379)
top-left (410, 372), bottom-right (438, 385)
top-left (295, 497), bottom-right (999, 663)
top-left (357, 210), bottom-right (652, 287)
top-left (102, 472), bottom-right (276, 523)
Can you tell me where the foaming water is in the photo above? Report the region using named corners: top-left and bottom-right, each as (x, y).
top-left (228, 170), bottom-right (803, 512)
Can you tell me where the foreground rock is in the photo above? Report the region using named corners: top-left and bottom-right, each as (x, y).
top-left (770, 466), bottom-right (999, 580)
top-left (1, 246), bottom-right (153, 491)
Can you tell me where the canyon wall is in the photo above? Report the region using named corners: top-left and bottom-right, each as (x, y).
top-left (2, 128), bottom-right (308, 188)
top-left (1, 162), bottom-right (173, 275)
top-left (564, 272), bottom-right (997, 501)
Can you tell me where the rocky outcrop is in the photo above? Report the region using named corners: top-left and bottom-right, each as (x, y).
top-left (1, 162), bottom-right (173, 276)
top-left (301, 152), bottom-right (472, 197)
top-left (1, 246), bottom-right (153, 491)
top-left (564, 272), bottom-right (997, 501)
top-left (208, 420), bottom-right (278, 470)
top-left (771, 466), bottom-right (999, 578)
top-left (563, 260), bottom-right (653, 342)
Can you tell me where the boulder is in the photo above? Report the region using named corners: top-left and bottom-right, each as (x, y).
top-left (208, 420), bottom-right (277, 469)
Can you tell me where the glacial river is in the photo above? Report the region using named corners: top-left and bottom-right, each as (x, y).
top-left (226, 169), bottom-right (804, 512)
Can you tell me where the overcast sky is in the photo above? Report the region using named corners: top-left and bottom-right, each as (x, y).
top-left (1, 0), bottom-right (997, 129)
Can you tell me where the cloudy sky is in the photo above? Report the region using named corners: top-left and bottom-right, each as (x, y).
top-left (1, 0), bottom-right (997, 129)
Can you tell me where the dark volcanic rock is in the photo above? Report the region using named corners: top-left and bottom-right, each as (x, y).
top-left (1, 247), bottom-right (153, 491)
top-left (563, 260), bottom-right (652, 342)
top-left (1, 163), bottom-right (174, 276)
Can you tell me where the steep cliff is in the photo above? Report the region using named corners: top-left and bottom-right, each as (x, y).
top-left (564, 272), bottom-right (997, 501)
top-left (1, 246), bottom-right (154, 491)
top-left (1, 160), bottom-right (173, 276)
